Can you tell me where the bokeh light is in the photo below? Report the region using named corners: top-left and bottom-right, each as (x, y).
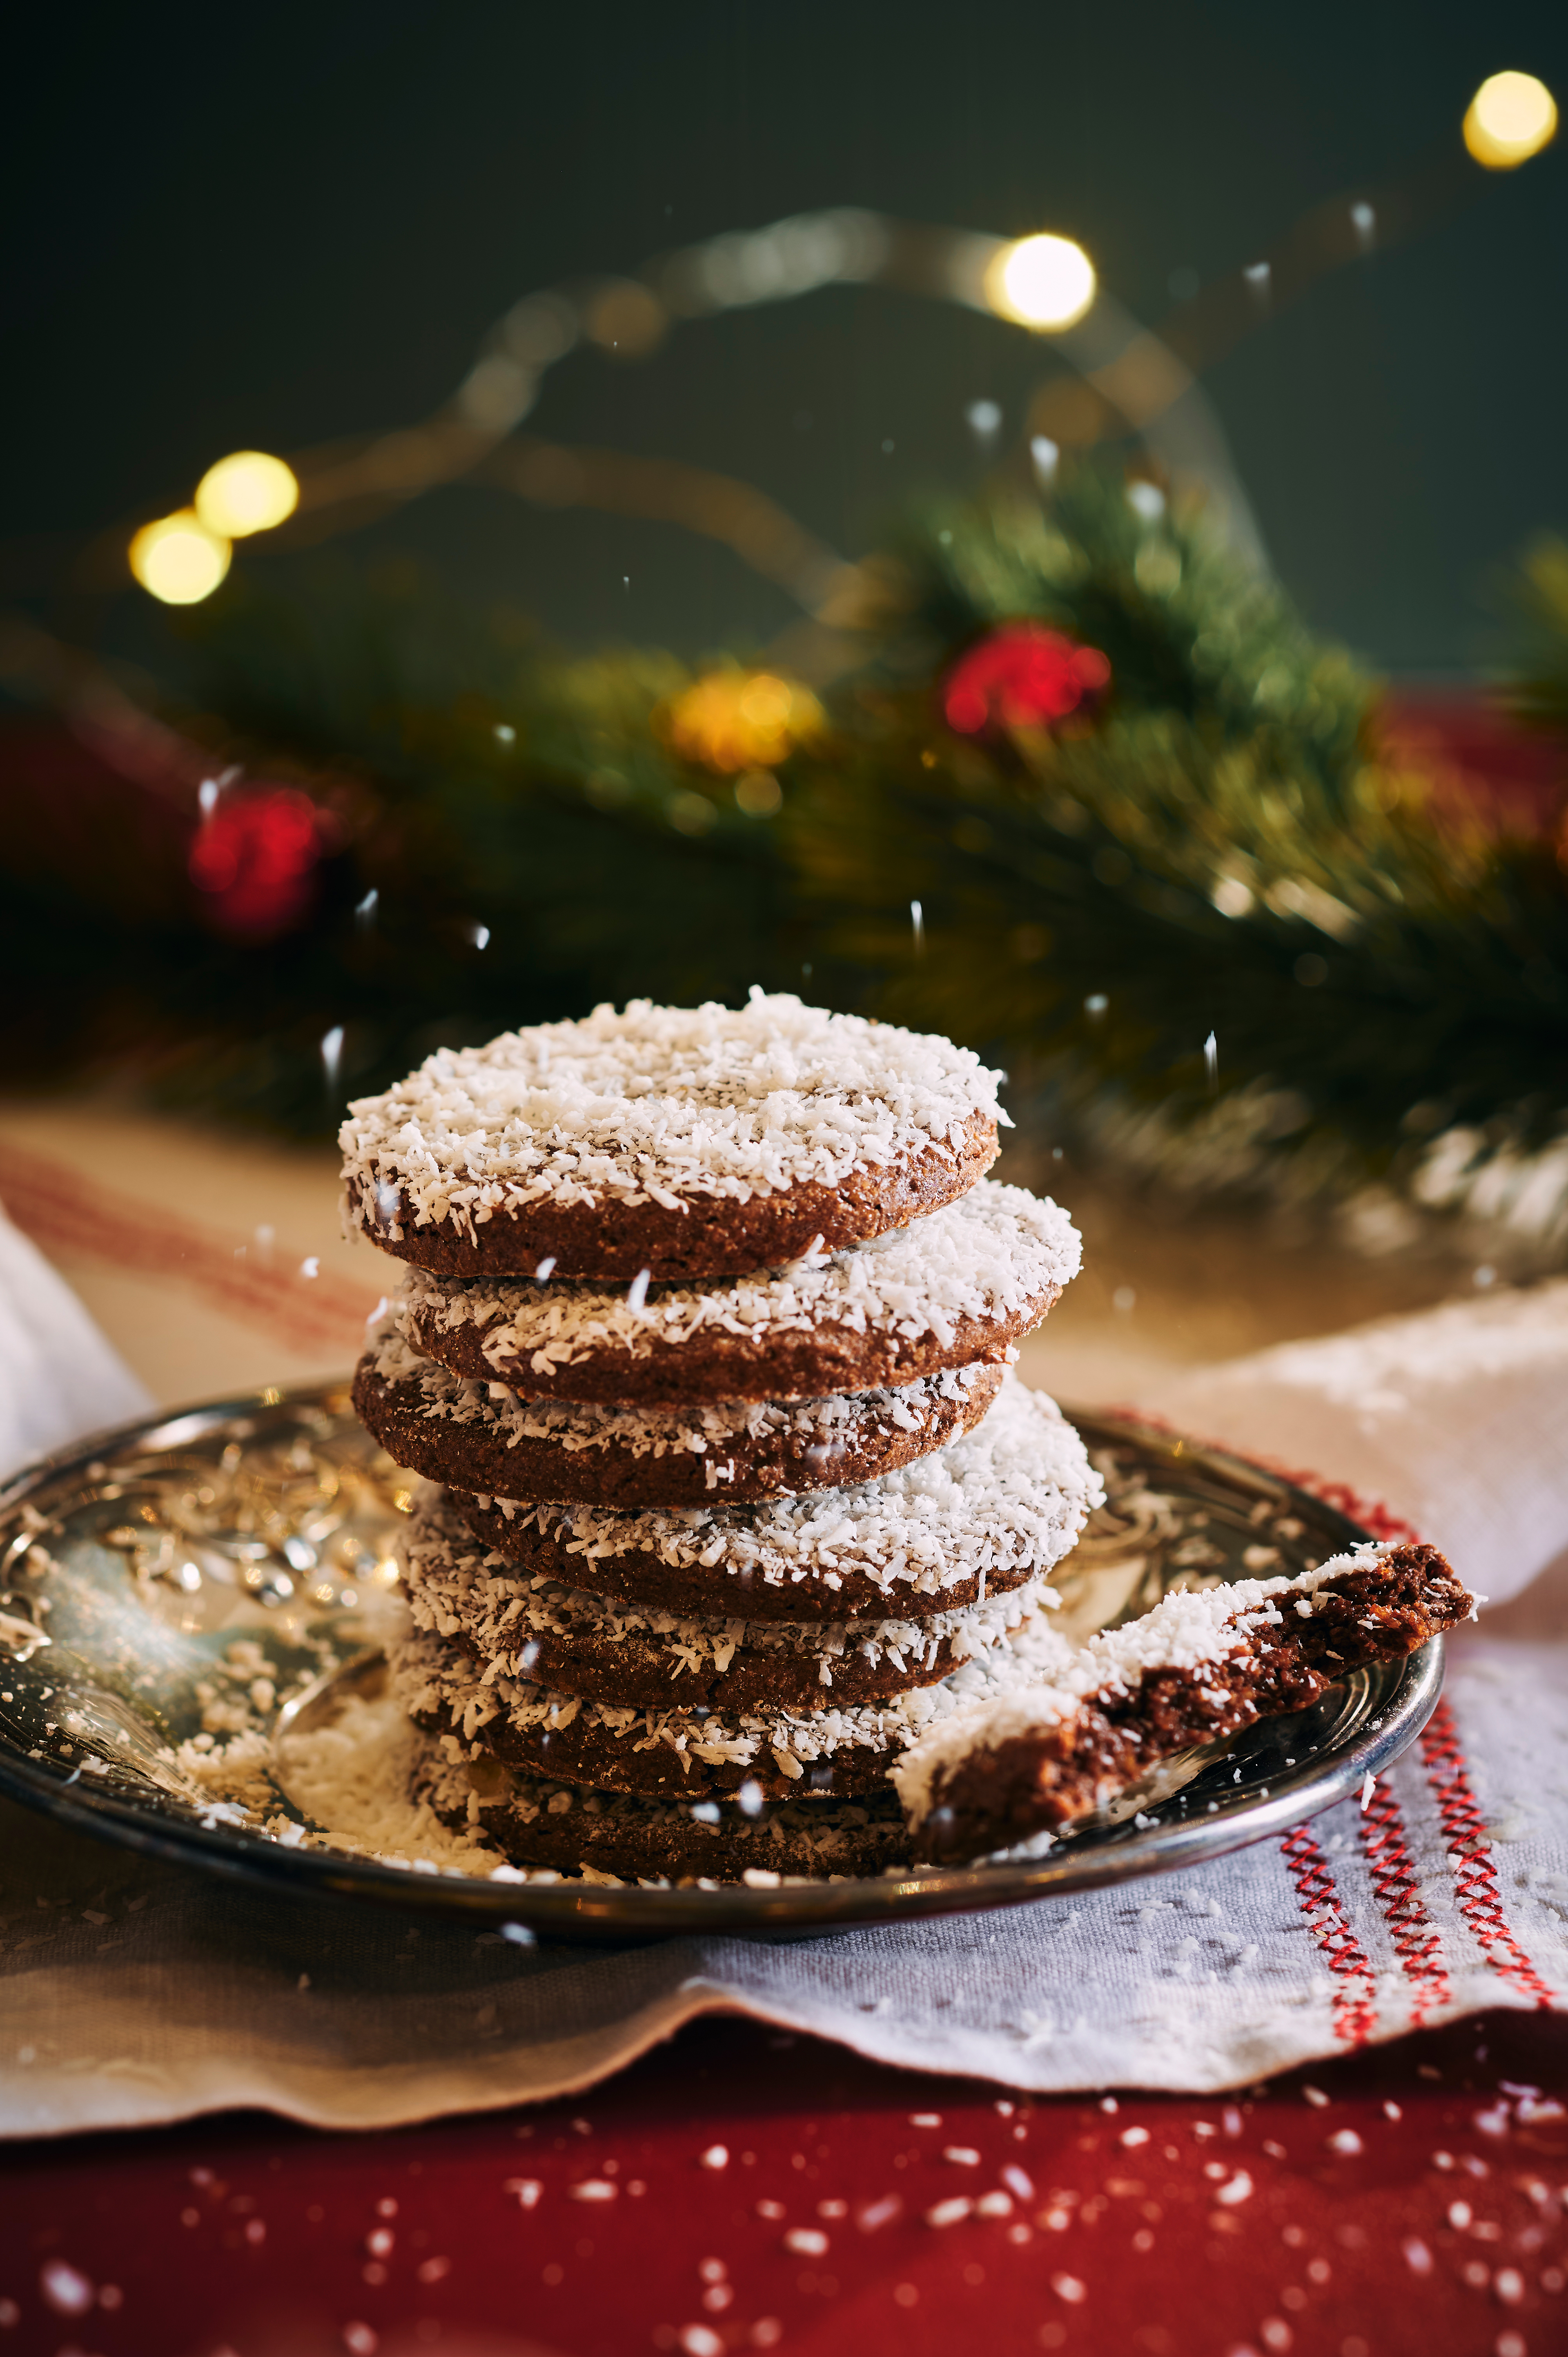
top-left (733, 769), bottom-right (784, 817)
top-left (194, 450), bottom-right (299, 537)
top-left (659, 670), bottom-right (824, 773)
top-left (1463, 71), bottom-right (1557, 169)
top-left (127, 511), bottom-right (231, 604)
top-left (984, 233), bottom-right (1096, 330)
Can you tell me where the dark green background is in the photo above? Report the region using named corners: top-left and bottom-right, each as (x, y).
top-left (6, 0), bottom-right (1566, 672)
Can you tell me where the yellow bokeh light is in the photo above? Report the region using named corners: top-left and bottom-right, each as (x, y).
top-left (127, 511), bottom-right (232, 605)
top-left (985, 233), bottom-right (1097, 331)
top-left (1463, 71), bottom-right (1557, 168)
top-left (659, 670), bottom-right (823, 774)
top-left (194, 449), bottom-right (300, 537)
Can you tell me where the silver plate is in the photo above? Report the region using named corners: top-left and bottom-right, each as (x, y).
top-left (0, 1381), bottom-right (1442, 1938)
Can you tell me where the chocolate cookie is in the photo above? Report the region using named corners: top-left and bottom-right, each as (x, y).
top-left (395, 1180), bottom-right (1078, 1406)
top-left (895, 1541), bottom-right (1474, 1864)
top-left (354, 1325), bottom-right (1002, 1507)
top-left (413, 1736), bottom-right (915, 1884)
top-left (400, 1487), bottom-right (1050, 1713)
top-left (340, 995), bottom-right (1004, 1280)
top-left (447, 1374), bottom-right (1102, 1623)
top-left (390, 1611), bottom-right (1080, 1804)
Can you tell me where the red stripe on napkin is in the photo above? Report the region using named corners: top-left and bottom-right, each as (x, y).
top-left (1357, 1782), bottom-right (1451, 2025)
top-left (1419, 1701), bottom-right (1555, 2010)
top-left (0, 1139), bottom-right (380, 1358)
top-left (1281, 1824), bottom-right (1380, 2046)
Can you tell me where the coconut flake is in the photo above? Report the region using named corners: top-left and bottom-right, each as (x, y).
top-left (394, 1180), bottom-right (1078, 1380)
top-left (400, 1486), bottom-right (1054, 1683)
top-left (339, 994), bottom-right (1005, 1241)
top-left (392, 1597), bottom-right (1087, 1776)
top-left (364, 1317), bottom-right (994, 1462)
top-left (464, 1374), bottom-right (1101, 1599)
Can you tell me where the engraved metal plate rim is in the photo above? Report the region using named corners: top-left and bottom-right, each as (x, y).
top-left (0, 1382), bottom-right (1443, 1937)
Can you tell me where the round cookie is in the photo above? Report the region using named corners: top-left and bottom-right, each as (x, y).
top-left (413, 1735), bottom-right (914, 1884)
top-left (354, 1325), bottom-right (1002, 1508)
top-left (391, 1610), bottom-right (1081, 1804)
top-left (340, 994), bottom-right (1003, 1280)
top-left (400, 1487), bottom-right (1052, 1713)
top-left (396, 1180), bottom-right (1078, 1406)
top-left (447, 1374), bottom-right (1102, 1623)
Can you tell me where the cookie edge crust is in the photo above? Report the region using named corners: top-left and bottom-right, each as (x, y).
top-left (394, 1628), bottom-right (908, 1801)
top-left (445, 1485), bottom-right (1046, 1623)
top-left (351, 1356), bottom-right (1003, 1508)
top-left (413, 1742), bottom-right (913, 1884)
top-left (354, 1112), bottom-right (999, 1279)
top-left (406, 1284), bottom-right (1054, 1405)
top-left (402, 1583), bottom-right (1005, 1715)
top-left (406, 1690), bottom-right (891, 1801)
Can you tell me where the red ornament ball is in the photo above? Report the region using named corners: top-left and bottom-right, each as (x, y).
top-left (189, 787), bottom-right (330, 938)
top-left (942, 622), bottom-right (1110, 737)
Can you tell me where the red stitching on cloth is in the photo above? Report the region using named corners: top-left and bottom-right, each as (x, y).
top-left (1114, 1407), bottom-right (1552, 2018)
top-left (1356, 1782), bottom-right (1451, 2025)
top-left (1281, 1824), bottom-right (1379, 2045)
top-left (1419, 1700), bottom-right (1556, 2010)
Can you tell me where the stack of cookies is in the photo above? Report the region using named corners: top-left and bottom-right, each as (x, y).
top-left (342, 994), bottom-right (1102, 1883)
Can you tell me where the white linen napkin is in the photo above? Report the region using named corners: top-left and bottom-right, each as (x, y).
top-left (0, 1261), bottom-right (1563, 2133)
top-left (0, 1207), bottom-right (150, 1478)
top-left (1148, 1278), bottom-right (1568, 1609)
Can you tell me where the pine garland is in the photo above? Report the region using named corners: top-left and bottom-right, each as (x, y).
top-left (5, 568), bottom-right (799, 1132)
top-left (869, 470), bottom-right (1372, 798)
top-left (1494, 534), bottom-right (1568, 739)
top-left (790, 700), bottom-right (1568, 1204)
top-left (4, 469), bottom-right (1566, 1258)
top-left (793, 478), bottom-right (1568, 1250)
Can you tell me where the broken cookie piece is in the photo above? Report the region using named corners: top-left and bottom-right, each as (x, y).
top-left (891, 1541), bottom-right (1472, 1864)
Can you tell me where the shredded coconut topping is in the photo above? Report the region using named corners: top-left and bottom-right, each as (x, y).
top-left (339, 993), bottom-right (1006, 1240)
top-left (401, 1487), bottom-right (1053, 1686)
top-left (395, 1180), bottom-right (1078, 1380)
top-left (891, 1542), bottom-right (1401, 1824)
top-left (394, 1605), bottom-right (1084, 1773)
top-left (365, 1318), bottom-right (992, 1462)
top-left (414, 1739), bottom-right (908, 1873)
top-left (468, 1374), bottom-right (1101, 1597)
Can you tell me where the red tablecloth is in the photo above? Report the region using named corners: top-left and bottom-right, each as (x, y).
top-left (4, 2007), bottom-right (1564, 2357)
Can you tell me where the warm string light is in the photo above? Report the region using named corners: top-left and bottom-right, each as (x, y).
top-left (1463, 71), bottom-right (1557, 168)
top-left (195, 450), bottom-right (299, 536)
top-left (131, 452), bottom-right (299, 605)
top-left (118, 67), bottom-right (1555, 611)
top-left (984, 234), bottom-right (1097, 330)
top-left (126, 212), bottom-right (1102, 605)
top-left (127, 512), bottom-right (231, 604)
top-left (372, 62), bottom-right (1556, 506)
